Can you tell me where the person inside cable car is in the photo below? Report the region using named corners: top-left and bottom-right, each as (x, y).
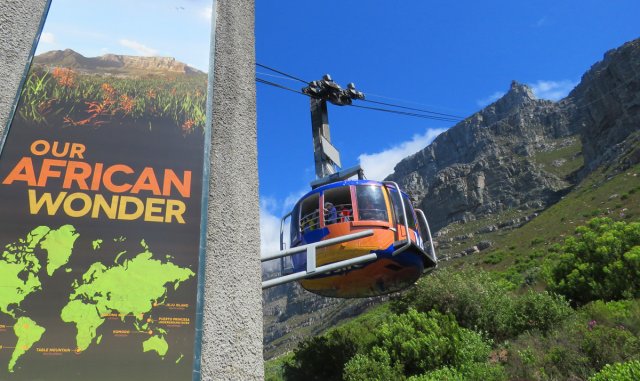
top-left (324, 202), bottom-right (337, 225)
top-left (339, 205), bottom-right (351, 222)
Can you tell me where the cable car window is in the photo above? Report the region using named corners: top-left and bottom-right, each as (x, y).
top-left (389, 188), bottom-right (405, 225)
top-left (356, 185), bottom-right (388, 221)
top-left (402, 195), bottom-right (416, 227)
top-left (300, 193), bottom-right (320, 232)
top-left (290, 202), bottom-right (300, 243)
top-left (323, 186), bottom-right (352, 224)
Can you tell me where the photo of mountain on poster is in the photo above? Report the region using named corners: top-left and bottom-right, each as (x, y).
top-left (0, 1), bottom-right (212, 379)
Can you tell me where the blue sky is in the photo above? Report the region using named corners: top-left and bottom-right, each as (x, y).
top-left (36, 0), bottom-right (212, 70)
top-left (34, 0), bottom-right (640, 255)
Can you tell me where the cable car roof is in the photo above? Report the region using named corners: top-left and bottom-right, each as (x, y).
top-left (296, 179), bottom-right (411, 204)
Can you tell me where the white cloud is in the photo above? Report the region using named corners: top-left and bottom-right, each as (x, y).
top-left (201, 5), bottom-right (212, 20)
top-left (118, 39), bottom-right (158, 56)
top-left (283, 189), bottom-right (307, 212)
top-left (358, 128), bottom-right (445, 181)
top-left (477, 91), bottom-right (505, 107)
top-left (40, 32), bottom-right (55, 44)
top-left (260, 197), bottom-right (291, 273)
top-left (529, 79), bottom-right (576, 101)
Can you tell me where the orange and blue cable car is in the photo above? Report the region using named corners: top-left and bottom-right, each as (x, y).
top-left (284, 179), bottom-right (437, 298)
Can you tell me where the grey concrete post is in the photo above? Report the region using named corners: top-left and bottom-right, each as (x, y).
top-left (0, 0), bottom-right (49, 146)
top-left (201, 0), bottom-right (264, 380)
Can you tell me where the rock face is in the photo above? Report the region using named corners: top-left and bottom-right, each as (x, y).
top-left (387, 38), bottom-right (640, 232)
top-left (34, 49), bottom-right (204, 76)
top-left (262, 275), bottom-right (384, 359)
top-left (388, 80), bottom-right (577, 230)
top-left (568, 39), bottom-right (640, 174)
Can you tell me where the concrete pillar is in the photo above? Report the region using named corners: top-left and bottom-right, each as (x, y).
top-left (200, 0), bottom-right (264, 380)
top-left (0, 0), bottom-right (49, 146)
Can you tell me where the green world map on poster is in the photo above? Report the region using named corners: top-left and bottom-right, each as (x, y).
top-left (1, 225), bottom-right (194, 372)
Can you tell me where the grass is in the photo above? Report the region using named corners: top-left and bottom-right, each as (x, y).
top-left (531, 137), bottom-right (584, 179)
top-left (18, 67), bottom-right (206, 132)
top-left (446, 162), bottom-right (640, 283)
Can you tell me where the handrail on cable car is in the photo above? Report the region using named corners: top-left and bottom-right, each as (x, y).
top-left (415, 208), bottom-right (438, 265)
top-left (382, 181), bottom-right (412, 256)
top-left (262, 229), bottom-right (376, 289)
top-left (279, 211), bottom-right (292, 251)
top-left (279, 211), bottom-right (293, 274)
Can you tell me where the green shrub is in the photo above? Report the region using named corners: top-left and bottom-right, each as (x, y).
top-left (509, 291), bottom-right (572, 334)
top-left (589, 360), bottom-right (640, 381)
top-left (283, 329), bottom-right (365, 381)
top-left (504, 299), bottom-right (640, 381)
top-left (407, 362), bottom-right (507, 381)
top-left (390, 269), bottom-right (514, 340)
top-left (343, 347), bottom-right (403, 381)
top-left (549, 218), bottom-right (640, 305)
top-left (581, 300), bottom-right (640, 336)
top-left (531, 237), bottom-right (545, 246)
top-left (373, 309), bottom-right (491, 376)
top-left (581, 325), bottom-right (640, 370)
top-left (483, 251), bottom-right (506, 265)
top-left (391, 269), bottom-right (570, 341)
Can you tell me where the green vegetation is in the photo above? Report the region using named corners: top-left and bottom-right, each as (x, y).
top-left (589, 360), bottom-right (640, 381)
top-left (548, 218), bottom-right (640, 305)
top-left (18, 67), bottom-right (206, 131)
top-left (390, 269), bottom-right (571, 341)
top-left (267, 216), bottom-right (640, 381)
top-left (531, 137), bottom-right (584, 179)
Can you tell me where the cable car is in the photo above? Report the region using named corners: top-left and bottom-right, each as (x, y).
top-left (281, 179), bottom-right (437, 298)
top-left (261, 74), bottom-right (437, 297)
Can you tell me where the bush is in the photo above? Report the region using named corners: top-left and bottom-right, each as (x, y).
top-left (509, 291), bottom-right (572, 334)
top-left (283, 329), bottom-right (365, 381)
top-left (407, 362), bottom-right (507, 381)
top-left (589, 360), bottom-right (640, 381)
top-left (531, 237), bottom-right (545, 246)
top-left (391, 268), bottom-right (571, 341)
top-left (373, 309), bottom-right (491, 376)
top-left (341, 309), bottom-right (494, 380)
top-left (581, 299), bottom-right (640, 336)
top-left (504, 299), bottom-right (640, 380)
top-left (390, 269), bottom-right (514, 340)
top-left (549, 218), bottom-right (640, 305)
top-left (483, 251), bottom-right (506, 265)
top-left (343, 348), bottom-right (403, 381)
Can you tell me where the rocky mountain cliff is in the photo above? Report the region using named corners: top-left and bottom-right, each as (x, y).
top-left (263, 38), bottom-right (640, 359)
top-left (388, 38), bottom-right (640, 234)
top-left (34, 49), bottom-right (204, 77)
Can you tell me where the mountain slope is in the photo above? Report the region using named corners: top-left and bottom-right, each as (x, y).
top-left (34, 49), bottom-right (205, 77)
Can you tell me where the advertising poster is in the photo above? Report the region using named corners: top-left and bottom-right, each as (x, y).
top-left (0, 1), bottom-right (212, 379)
